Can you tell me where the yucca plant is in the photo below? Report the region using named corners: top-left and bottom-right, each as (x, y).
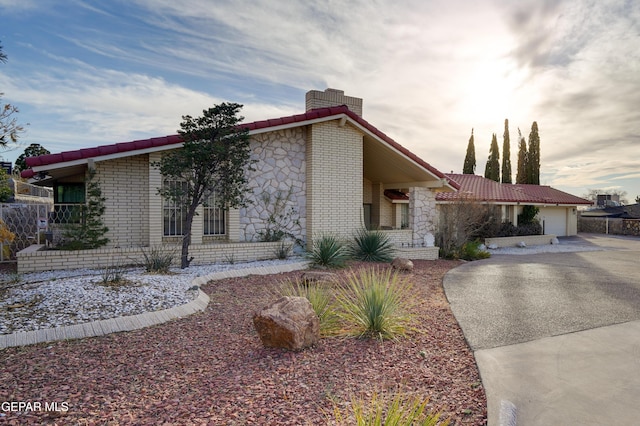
top-left (306, 234), bottom-right (349, 268)
top-left (350, 228), bottom-right (395, 262)
top-left (333, 391), bottom-right (450, 426)
top-left (279, 278), bottom-right (341, 336)
top-left (141, 245), bottom-right (175, 273)
top-left (335, 267), bottom-right (413, 339)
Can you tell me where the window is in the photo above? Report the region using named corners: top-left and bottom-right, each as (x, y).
top-left (203, 192), bottom-right (226, 235)
top-left (401, 204), bottom-right (410, 229)
top-left (55, 183), bottom-right (85, 204)
top-left (52, 182), bottom-right (85, 224)
top-left (163, 180), bottom-right (188, 236)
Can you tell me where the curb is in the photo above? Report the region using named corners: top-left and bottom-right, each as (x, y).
top-left (0, 261), bottom-right (309, 349)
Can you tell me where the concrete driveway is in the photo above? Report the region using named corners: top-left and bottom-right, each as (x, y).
top-left (443, 234), bottom-right (640, 425)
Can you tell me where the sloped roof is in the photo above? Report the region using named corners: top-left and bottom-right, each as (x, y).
top-left (384, 189), bottom-right (409, 202)
top-left (581, 203), bottom-right (640, 218)
top-left (438, 174), bottom-right (592, 206)
top-left (22, 105), bottom-right (458, 190)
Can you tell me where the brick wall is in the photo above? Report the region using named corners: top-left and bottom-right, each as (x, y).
top-left (17, 242), bottom-right (290, 273)
top-left (306, 120), bottom-right (363, 241)
top-left (305, 89), bottom-right (363, 117)
top-left (96, 155), bottom-right (149, 247)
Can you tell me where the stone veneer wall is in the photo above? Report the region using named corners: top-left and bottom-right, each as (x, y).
top-left (95, 155), bottom-right (149, 247)
top-left (239, 128), bottom-right (306, 243)
top-left (409, 187), bottom-right (437, 246)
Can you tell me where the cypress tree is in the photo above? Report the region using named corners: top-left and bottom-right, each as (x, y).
top-left (462, 128), bottom-right (476, 174)
top-left (516, 128), bottom-right (528, 184)
top-left (484, 133), bottom-right (500, 182)
top-left (527, 121), bottom-right (540, 185)
top-left (501, 119), bottom-right (512, 183)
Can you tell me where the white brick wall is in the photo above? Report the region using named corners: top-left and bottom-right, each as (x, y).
top-left (96, 155), bottom-right (149, 248)
top-left (306, 120), bottom-right (364, 242)
top-left (17, 242), bottom-right (291, 273)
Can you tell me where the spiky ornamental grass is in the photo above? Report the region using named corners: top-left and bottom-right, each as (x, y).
top-left (278, 278), bottom-right (341, 336)
top-left (350, 228), bottom-right (395, 262)
top-left (306, 234), bottom-right (349, 269)
top-left (332, 391), bottom-right (450, 426)
top-left (141, 245), bottom-right (175, 273)
top-left (335, 267), bottom-right (414, 340)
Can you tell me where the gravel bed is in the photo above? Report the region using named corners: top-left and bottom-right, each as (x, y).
top-left (487, 241), bottom-right (604, 255)
top-left (0, 260), bottom-right (487, 425)
top-left (0, 259), bottom-right (303, 335)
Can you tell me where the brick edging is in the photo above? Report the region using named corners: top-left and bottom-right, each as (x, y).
top-left (0, 261), bottom-right (309, 349)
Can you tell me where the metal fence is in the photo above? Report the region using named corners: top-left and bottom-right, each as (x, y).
top-left (0, 202), bottom-right (103, 261)
top-left (0, 203), bottom-right (53, 261)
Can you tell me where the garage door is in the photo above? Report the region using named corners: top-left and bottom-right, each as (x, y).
top-left (539, 207), bottom-right (567, 236)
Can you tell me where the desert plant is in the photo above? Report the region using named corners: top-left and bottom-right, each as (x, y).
top-left (349, 228), bottom-right (395, 262)
top-left (436, 197), bottom-right (499, 259)
top-left (335, 267), bottom-right (413, 339)
top-left (256, 186), bottom-right (302, 245)
top-left (224, 251), bottom-right (236, 265)
top-left (460, 240), bottom-right (491, 260)
top-left (333, 391), bottom-right (450, 426)
top-left (306, 234), bottom-right (349, 269)
top-left (141, 245), bottom-right (175, 273)
top-left (279, 278), bottom-right (340, 336)
top-left (273, 241), bottom-right (292, 260)
top-left (100, 261), bottom-right (127, 285)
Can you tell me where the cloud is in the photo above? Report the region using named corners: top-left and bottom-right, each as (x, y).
top-left (0, 57), bottom-right (298, 155)
top-left (0, 0), bottom-right (39, 11)
top-left (2, 0), bottom-right (639, 199)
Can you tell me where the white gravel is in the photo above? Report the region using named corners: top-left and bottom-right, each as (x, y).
top-left (0, 240), bottom-right (601, 335)
top-left (0, 258), bottom-right (303, 335)
top-left (486, 240), bottom-right (604, 255)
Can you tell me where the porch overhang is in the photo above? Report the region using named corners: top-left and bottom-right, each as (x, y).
top-left (362, 133), bottom-right (456, 191)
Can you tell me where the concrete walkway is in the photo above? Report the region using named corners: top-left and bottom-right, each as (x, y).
top-left (0, 261), bottom-right (309, 349)
top-left (476, 319), bottom-right (640, 425)
top-left (444, 234), bottom-right (640, 425)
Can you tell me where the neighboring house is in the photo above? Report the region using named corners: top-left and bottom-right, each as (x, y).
top-left (436, 173), bottom-right (593, 236)
top-left (19, 89), bottom-right (458, 272)
top-left (580, 204), bottom-right (640, 219)
top-left (579, 203), bottom-right (640, 236)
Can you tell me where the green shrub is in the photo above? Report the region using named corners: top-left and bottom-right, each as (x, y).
top-left (306, 234), bottom-right (349, 269)
top-left (349, 229), bottom-right (395, 262)
top-left (335, 267), bottom-right (413, 339)
top-left (460, 240), bottom-right (491, 261)
top-left (333, 391), bottom-right (450, 426)
top-left (279, 278), bottom-right (341, 336)
top-left (141, 246), bottom-right (175, 273)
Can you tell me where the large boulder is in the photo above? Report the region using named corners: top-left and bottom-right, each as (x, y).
top-left (391, 257), bottom-right (414, 272)
top-left (253, 296), bottom-right (319, 351)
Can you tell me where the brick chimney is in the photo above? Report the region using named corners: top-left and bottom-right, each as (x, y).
top-left (305, 88), bottom-right (363, 117)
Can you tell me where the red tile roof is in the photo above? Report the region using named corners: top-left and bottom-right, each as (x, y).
top-left (438, 174), bottom-right (592, 205)
top-left (22, 105), bottom-right (457, 189)
top-left (384, 189), bottom-right (409, 201)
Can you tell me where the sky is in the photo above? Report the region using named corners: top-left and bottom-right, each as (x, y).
top-left (0, 0), bottom-right (639, 203)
